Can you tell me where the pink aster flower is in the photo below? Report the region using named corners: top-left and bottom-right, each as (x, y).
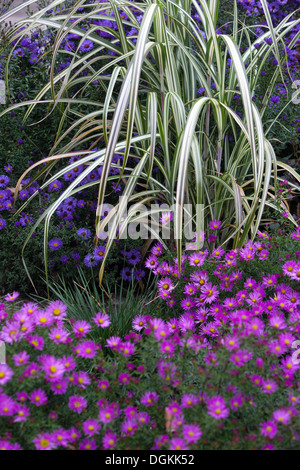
top-left (98, 379), bottom-right (109, 391)
top-left (140, 391), bottom-right (159, 406)
top-left (82, 418), bottom-right (101, 437)
top-left (27, 334), bottom-right (45, 350)
top-left (0, 394), bottom-right (16, 416)
top-left (118, 341), bottom-right (135, 357)
top-left (4, 291), bottom-right (20, 302)
top-left (206, 395), bottom-right (229, 419)
top-left (200, 282), bottom-right (219, 303)
top-left (92, 312), bottom-right (111, 328)
top-left (269, 315), bottom-right (287, 330)
top-left (52, 429), bottom-right (70, 448)
top-left (157, 277), bottom-right (175, 294)
top-left (74, 371), bottom-right (91, 389)
top-left (145, 254), bottom-right (159, 270)
top-left (209, 219), bottom-right (222, 230)
top-left (49, 326), bottom-right (71, 344)
top-left (72, 320), bottom-right (92, 338)
top-left (211, 247), bottom-right (225, 259)
top-left (182, 424), bottom-right (202, 444)
top-left (50, 378), bottom-right (69, 395)
top-left (132, 315), bottom-right (147, 331)
top-left (102, 431), bottom-right (118, 449)
top-left (105, 335), bottom-right (122, 350)
top-left (261, 379), bottom-right (278, 394)
top-left (33, 433), bottom-right (56, 450)
top-left (260, 420), bottom-right (277, 439)
top-left (62, 355), bottom-right (76, 371)
top-left (34, 310), bottom-right (54, 327)
top-left (29, 389), bottom-right (48, 407)
top-left (40, 355), bottom-right (65, 382)
top-left (273, 409), bottom-right (290, 425)
top-left (79, 438), bottom-right (97, 450)
top-left (280, 355), bottom-right (299, 375)
top-left (0, 321), bottom-right (21, 344)
top-left (188, 251), bottom-right (206, 267)
top-left (169, 438), bottom-right (189, 450)
top-left (223, 335), bottom-right (240, 351)
top-left (121, 418), bottom-right (138, 436)
top-left (68, 427), bottom-right (81, 443)
top-left (46, 300), bottom-right (67, 320)
top-left (13, 404), bottom-right (30, 423)
top-left (73, 340), bottom-right (98, 359)
top-left (246, 317), bottom-right (264, 336)
top-left (160, 340), bottom-right (175, 356)
top-left (68, 395), bottom-right (88, 414)
top-left (282, 260), bottom-right (297, 276)
top-left (98, 405), bottom-right (116, 424)
top-left (0, 364), bottom-right (13, 385)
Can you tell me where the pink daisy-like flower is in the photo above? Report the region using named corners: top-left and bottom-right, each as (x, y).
top-left (188, 251), bottom-right (206, 267)
top-left (118, 341), bottom-right (135, 357)
top-left (121, 418), bottom-right (138, 436)
top-left (40, 355), bottom-right (66, 382)
top-left (27, 334), bottom-right (45, 350)
top-left (33, 433), bottom-right (56, 450)
top-left (157, 277), bottom-right (175, 293)
top-left (0, 364), bottom-right (13, 385)
top-left (82, 418), bottom-right (101, 437)
top-left (98, 405), bottom-right (116, 424)
top-left (105, 336), bottom-right (122, 350)
top-left (52, 429), bottom-right (70, 448)
top-left (200, 282), bottom-right (219, 304)
top-left (72, 320), bottom-right (92, 338)
top-left (46, 300), bottom-right (67, 320)
top-left (209, 219), bottom-right (222, 230)
top-left (4, 291), bottom-right (20, 302)
top-left (206, 395), bottom-right (229, 420)
top-left (34, 310), bottom-right (54, 327)
top-left (92, 312), bottom-right (111, 328)
top-left (78, 438), bottom-right (97, 450)
top-left (182, 424), bottom-right (202, 444)
top-left (246, 317), bottom-right (264, 336)
top-left (102, 431), bottom-right (118, 449)
top-left (68, 427), bottom-right (81, 443)
top-left (132, 315), bottom-right (147, 331)
top-left (280, 355), bottom-right (299, 375)
top-left (145, 254), bottom-right (159, 270)
top-left (223, 335), bottom-right (240, 351)
top-left (169, 437), bottom-right (189, 450)
top-left (260, 420), bottom-right (277, 439)
top-left (282, 260), bottom-right (297, 276)
top-left (269, 315), bottom-right (287, 330)
top-left (261, 379), bottom-right (278, 394)
top-left (211, 247), bottom-right (225, 259)
top-left (49, 326), bottom-right (71, 344)
top-left (50, 378), bottom-right (69, 395)
top-left (0, 394), bottom-right (16, 416)
top-left (98, 380), bottom-right (109, 391)
top-left (140, 391), bottom-right (159, 406)
top-left (273, 409), bottom-right (290, 425)
top-left (68, 395), bottom-right (88, 414)
top-left (13, 404), bottom-right (30, 423)
top-left (29, 389), bottom-right (48, 407)
top-left (74, 371), bottom-right (91, 389)
top-left (73, 340), bottom-right (98, 359)
top-left (62, 355), bottom-right (77, 372)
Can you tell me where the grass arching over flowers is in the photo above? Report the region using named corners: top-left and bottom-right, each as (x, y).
top-left (0, 0), bottom-right (299, 288)
top-left (0, 228), bottom-right (299, 450)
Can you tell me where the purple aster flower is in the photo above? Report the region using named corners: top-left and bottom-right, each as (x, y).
top-left (49, 238), bottom-right (63, 250)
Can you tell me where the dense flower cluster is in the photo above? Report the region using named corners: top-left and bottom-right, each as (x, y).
top-left (0, 228), bottom-right (299, 450)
